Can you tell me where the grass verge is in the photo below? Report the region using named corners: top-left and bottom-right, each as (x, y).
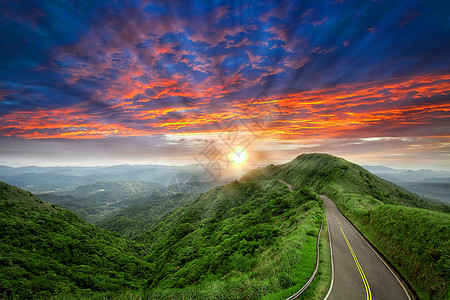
top-left (296, 217), bottom-right (331, 300)
top-left (325, 185), bottom-right (449, 299)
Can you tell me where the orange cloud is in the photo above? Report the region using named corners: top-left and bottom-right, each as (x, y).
top-left (1, 73), bottom-right (449, 140)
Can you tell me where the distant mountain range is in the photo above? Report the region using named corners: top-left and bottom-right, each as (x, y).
top-left (37, 180), bottom-right (166, 224)
top-left (38, 179), bottom-right (219, 236)
top-left (1, 162), bottom-right (449, 206)
top-left (363, 165), bottom-right (450, 182)
top-left (0, 164), bottom-right (221, 192)
top-left (363, 165), bottom-right (450, 203)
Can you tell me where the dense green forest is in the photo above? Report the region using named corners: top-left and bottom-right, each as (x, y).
top-left (0, 178), bottom-right (325, 299)
top-left (1, 153), bottom-right (448, 299)
top-left (38, 180), bottom-right (205, 237)
top-left (97, 179), bottom-right (216, 237)
top-left (0, 181), bottom-right (152, 298)
top-left (137, 180), bottom-right (324, 298)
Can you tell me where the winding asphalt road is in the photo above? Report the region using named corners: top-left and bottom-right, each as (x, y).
top-left (321, 195), bottom-right (412, 300)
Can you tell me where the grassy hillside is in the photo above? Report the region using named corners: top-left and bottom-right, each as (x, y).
top-left (353, 205), bottom-right (449, 299)
top-left (137, 179), bottom-right (324, 298)
top-left (97, 192), bottom-right (195, 237)
top-left (0, 178), bottom-right (326, 299)
top-left (0, 181), bottom-right (153, 299)
top-left (242, 153), bottom-right (448, 211)
top-left (242, 153), bottom-right (449, 299)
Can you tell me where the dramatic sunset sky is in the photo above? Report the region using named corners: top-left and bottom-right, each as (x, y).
top-left (0, 0), bottom-right (449, 172)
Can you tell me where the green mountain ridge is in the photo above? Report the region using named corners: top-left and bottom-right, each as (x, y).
top-left (0, 181), bottom-right (153, 299)
top-left (1, 153), bottom-right (448, 299)
top-left (136, 178), bottom-right (325, 299)
top-left (241, 153), bottom-right (448, 299)
top-left (242, 153), bottom-right (448, 211)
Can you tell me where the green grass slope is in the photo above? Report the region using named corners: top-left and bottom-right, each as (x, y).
top-left (137, 179), bottom-right (324, 299)
top-left (0, 181), bottom-right (153, 299)
top-left (355, 205), bottom-right (449, 299)
top-left (0, 178), bottom-right (326, 300)
top-left (242, 153), bottom-right (449, 299)
top-left (242, 153), bottom-right (448, 211)
top-left (97, 192), bottom-right (194, 237)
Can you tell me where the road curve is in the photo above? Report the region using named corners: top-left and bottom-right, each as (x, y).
top-left (279, 179), bottom-right (293, 192)
top-left (321, 195), bottom-right (412, 300)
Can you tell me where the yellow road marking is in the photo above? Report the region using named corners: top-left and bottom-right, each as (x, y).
top-left (340, 226), bottom-right (372, 300)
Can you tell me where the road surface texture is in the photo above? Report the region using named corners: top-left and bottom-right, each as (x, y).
top-left (321, 195), bottom-right (412, 300)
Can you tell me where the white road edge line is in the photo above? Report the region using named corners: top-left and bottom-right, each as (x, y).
top-left (339, 204), bottom-right (413, 300)
top-left (323, 200), bottom-right (334, 300)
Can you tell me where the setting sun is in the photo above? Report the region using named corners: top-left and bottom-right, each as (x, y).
top-left (231, 147), bottom-right (248, 165)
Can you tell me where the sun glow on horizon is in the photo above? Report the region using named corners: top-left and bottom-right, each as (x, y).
top-left (231, 147), bottom-right (248, 165)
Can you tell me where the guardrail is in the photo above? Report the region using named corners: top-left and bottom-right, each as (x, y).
top-left (286, 211), bottom-right (324, 300)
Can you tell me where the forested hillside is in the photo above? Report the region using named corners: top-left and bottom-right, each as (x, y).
top-left (241, 153), bottom-right (449, 299)
top-left (1, 153), bottom-right (448, 299)
top-left (0, 178), bottom-right (326, 299)
top-left (136, 179), bottom-right (324, 299)
top-left (38, 180), bottom-right (166, 224)
top-left (0, 181), bottom-right (152, 298)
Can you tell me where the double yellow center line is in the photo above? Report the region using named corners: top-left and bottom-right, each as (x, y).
top-left (340, 226), bottom-right (372, 300)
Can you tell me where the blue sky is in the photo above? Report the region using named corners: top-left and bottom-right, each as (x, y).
top-left (0, 0), bottom-right (449, 170)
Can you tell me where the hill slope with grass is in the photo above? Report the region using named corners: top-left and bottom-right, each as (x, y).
top-left (0, 181), bottom-right (153, 299)
top-left (0, 179), bottom-right (327, 299)
top-left (242, 153), bottom-right (449, 299)
top-left (136, 179), bottom-right (325, 299)
top-left (242, 153), bottom-right (448, 211)
top-left (1, 154), bottom-right (448, 299)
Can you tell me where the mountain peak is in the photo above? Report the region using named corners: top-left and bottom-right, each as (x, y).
top-left (242, 153), bottom-right (446, 211)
